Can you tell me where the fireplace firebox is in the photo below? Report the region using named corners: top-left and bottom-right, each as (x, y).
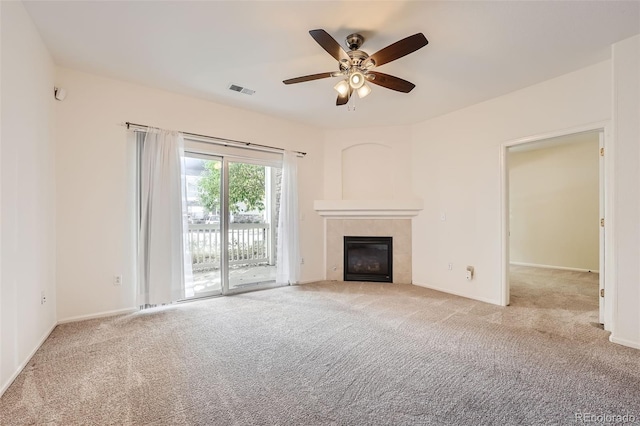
top-left (343, 236), bottom-right (393, 283)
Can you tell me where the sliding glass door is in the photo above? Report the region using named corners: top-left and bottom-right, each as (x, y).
top-left (183, 153), bottom-right (280, 298)
top-left (227, 160), bottom-right (278, 292)
top-left (184, 155), bottom-right (224, 299)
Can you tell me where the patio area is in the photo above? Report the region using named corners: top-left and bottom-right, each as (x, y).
top-left (186, 264), bottom-right (277, 298)
top-left (185, 221), bottom-right (277, 298)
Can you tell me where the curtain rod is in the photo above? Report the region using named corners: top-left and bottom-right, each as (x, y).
top-left (125, 122), bottom-right (306, 156)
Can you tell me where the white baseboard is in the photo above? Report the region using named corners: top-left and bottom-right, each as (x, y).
top-left (296, 277), bottom-right (324, 285)
top-left (609, 335), bottom-right (640, 350)
top-left (57, 307), bottom-right (137, 324)
top-left (412, 281), bottom-right (501, 306)
top-left (510, 261), bottom-right (599, 274)
top-left (1, 321), bottom-right (57, 397)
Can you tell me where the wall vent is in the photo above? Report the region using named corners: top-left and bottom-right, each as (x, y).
top-left (228, 84), bottom-right (255, 96)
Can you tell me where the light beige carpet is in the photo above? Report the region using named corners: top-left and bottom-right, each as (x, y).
top-left (2, 267), bottom-right (639, 425)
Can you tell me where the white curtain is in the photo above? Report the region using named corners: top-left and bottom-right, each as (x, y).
top-left (138, 128), bottom-right (193, 306)
top-left (276, 150), bottom-right (301, 285)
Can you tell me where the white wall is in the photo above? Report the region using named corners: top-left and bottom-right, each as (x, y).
top-left (54, 67), bottom-right (325, 321)
top-left (1, 1), bottom-right (57, 394)
top-left (411, 61), bottom-right (611, 305)
top-left (323, 126), bottom-right (414, 200)
top-left (611, 35), bottom-right (640, 349)
top-left (342, 143), bottom-right (394, 200)
top-left (509, 137), bottom-right (599, 271)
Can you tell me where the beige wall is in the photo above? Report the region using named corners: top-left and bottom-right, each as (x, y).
top-left (2, 8), bottom-right (638, 386)
top-left (54, 67), bottom-right (325, 321)
top-left (341, 143), bottom-right (394, 200)
top-left (1, 2), bottom-right (57, 393)
top-left (611, 34), bottom-right (640, 348)
top-left (509, 137), bottom-right (599, 271)
top-left (411, 60), bottom-right (611, 305)
top-left (323, 126), bottom-right (414, 201)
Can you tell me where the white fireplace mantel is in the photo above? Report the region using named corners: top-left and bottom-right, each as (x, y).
top-left (313, 199), bottom-right (423, 219)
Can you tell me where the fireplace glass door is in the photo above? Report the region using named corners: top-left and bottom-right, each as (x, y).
top-left (344, 236), bottom-right (393, 282)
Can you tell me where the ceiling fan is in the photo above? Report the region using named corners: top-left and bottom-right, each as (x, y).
top-left (283, 29), bottom-right (428, 106)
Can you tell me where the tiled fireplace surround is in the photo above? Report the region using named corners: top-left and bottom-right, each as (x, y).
top-left (325, 218), bottom-right (412, 283)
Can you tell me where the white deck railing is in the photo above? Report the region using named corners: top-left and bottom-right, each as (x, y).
top-left (188, 223), bottom-right (271, 270)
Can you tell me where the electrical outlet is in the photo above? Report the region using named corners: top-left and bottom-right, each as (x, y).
top-left (448, 263), bottom-right (453, 271)
top-left (41, 291), bottom-right (46, 305)
top-left (113, 275), bottom-right (122, 286)
top-left (301, 257), bottom-right (305, 265)
top-left (466, 266), bottom-right (474, 281)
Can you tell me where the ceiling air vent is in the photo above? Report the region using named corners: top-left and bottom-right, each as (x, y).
top-left (228, 84), bottom-right (255, 96)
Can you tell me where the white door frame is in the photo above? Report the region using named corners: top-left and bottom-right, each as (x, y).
top-left (597, 131), bottom-right (605, 324)
top-left (499, 121), bottom-right (614, 331)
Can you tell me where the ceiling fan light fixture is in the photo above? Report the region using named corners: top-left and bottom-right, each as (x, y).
top-left (334, 80), bottom-right (350, 96)
top-left (357, 82), bottom-right (371, 99)
top-left (349, 71), bottom-right (365, 89)
top-left (284, 29), bottom-right (427, 106)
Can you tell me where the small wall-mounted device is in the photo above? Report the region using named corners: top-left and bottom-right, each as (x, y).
top-left (466, 266), bottom-right (474, 281)
top-left (54, 87), bottom-right (67, 101)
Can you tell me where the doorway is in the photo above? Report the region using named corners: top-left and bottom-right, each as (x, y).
top-left (501, 126), bottom-right (608, 328)
top-left (183, 153), bottom-right (281, 299)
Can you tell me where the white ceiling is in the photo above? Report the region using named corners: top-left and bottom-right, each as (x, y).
top-left (24, 1), bottom-right (640, 129)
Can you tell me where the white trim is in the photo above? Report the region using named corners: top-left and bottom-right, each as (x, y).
top-left (603, 122), bottom-right (615, 333)
top-left (0, 321), bottom-right (57, 397)
top-left (598, 131), bottom-right (606, 325)
top-left (500, 121), bottom-right (613, 323)
top-left (323, 218), bottom-right (327, 281)
top-left (56, 307), bottom-right (137, 324)
top-left (412, 281), bottom-right (501, 306)
top-left (501, 121), bottom-right (610, 148)
top-left (500, 142), bottom-right (510, 306)
top-left (313, 199), bottom-right (423, 219)
top-left (510, 262), bottom-right (599, 274)
top-left (609, 51), bottom-right (618, 336)
top-left (609, 335), bottom-right (640, 350)
top-left (296, 278), bottom-right (325, 285)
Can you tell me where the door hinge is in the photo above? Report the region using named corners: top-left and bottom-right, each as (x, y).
top-left (600, 147), bottom-right (604, 156)
top-left (600, 218), bottom-right (605, 227)
top-left (600, 289), bottom-right (605, 298)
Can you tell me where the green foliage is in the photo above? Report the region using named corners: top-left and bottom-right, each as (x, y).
top-left (197, 161), bottom-right (265, 214)
top-left (228, 162), bottom-right (266, 213)
top-left (197, 161), bottom-right (221, 214)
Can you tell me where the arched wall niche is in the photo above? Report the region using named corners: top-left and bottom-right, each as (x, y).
top-left (341, 143), bottom-right (393, 200)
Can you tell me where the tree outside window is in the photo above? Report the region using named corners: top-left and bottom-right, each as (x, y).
top-left (197, 162), bottom-right (265, 215)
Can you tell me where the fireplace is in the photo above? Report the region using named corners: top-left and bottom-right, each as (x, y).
top-left (343, 236), bottom-right (393, 282)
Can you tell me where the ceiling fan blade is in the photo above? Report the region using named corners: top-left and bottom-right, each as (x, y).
top-left (366, 33), bottom-right (428, 68)
top-left (336, 87), bottom-right (353, 106)
top-left (309, 29), bottom-right (351, 63)
top-left (283, 72), bottom-right (335, 85)
top-left (366, 72), bottom-right (416, 93)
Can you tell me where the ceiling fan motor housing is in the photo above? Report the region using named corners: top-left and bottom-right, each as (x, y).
top-left (347, 50), bottom-right (369, 66)
top-left (345, 33), bottom-right (364, 50)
